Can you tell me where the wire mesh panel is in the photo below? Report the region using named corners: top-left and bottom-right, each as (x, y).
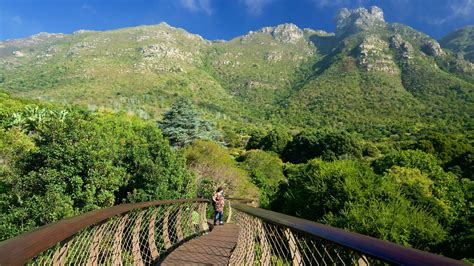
top-left (229, 210), bottom-right (380, 266)
top-left (27, 201), bottom-right (208, 265)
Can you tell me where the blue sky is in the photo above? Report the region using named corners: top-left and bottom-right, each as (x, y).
top-left (1, 0), bottom-right (473, 41)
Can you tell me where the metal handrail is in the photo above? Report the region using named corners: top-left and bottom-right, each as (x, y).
top-left (0, 198), bottom-right (208, 265)
top-left (231, 203), bottom-right (466, 265)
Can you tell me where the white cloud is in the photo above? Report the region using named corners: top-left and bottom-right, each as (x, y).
top-left (240, 0), bottom-right (273, 15)
top-left (425, 0), bottom-right (474, 25)
top-left (179, 0), bottom-right (213, 15)
top-left (450, 0), bottom-right (474, 18)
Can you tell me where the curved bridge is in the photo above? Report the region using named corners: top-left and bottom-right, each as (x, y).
top-left (0, 198), bottom-right (466, 265)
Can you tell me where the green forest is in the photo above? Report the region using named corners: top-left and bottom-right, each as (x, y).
top-left (0, 92), bottom-right (472, 261)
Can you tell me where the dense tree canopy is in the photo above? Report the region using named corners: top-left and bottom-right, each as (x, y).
top-left (0, 98), bottom-right (194, 240)
top-left (276, 159), bottom-right (448, 250)
top-left (283, 130), bottom-right (362, 163)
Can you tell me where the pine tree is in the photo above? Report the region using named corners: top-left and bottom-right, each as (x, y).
top-left (158, 98), bottom-right (218, 147)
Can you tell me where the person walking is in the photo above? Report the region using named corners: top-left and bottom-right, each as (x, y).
top-left (212, 187), bottom-right (225, 226)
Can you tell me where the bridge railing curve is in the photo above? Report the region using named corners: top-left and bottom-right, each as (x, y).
top-left (228, 202), bottom-right (467, 266)
top-left (0, 199), bottom-right (209, 265)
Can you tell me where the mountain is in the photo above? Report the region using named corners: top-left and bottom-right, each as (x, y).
top-left (0, 7), bottom-right (473, 138)
top-left (441, 25), bottom-right (474, 63)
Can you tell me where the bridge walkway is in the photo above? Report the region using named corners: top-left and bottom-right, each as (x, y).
top-left (160, 223), bottom-right (239, 265)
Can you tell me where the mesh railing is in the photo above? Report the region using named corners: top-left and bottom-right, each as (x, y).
top-left (1, 198), bottom-right (467, 265)
top-left (0, 199), bottom-right (209, 265)
top-left (228, 203), bottom-right (466, 266)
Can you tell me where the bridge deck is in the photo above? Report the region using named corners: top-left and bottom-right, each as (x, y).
top-left (160, 223), bottom-right (239, 265)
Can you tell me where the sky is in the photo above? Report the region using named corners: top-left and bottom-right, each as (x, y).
top-left (1, 0), bottom-right (473, 41)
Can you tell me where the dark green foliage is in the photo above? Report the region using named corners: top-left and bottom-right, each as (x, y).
top-left (0, 98), bottom-right (194, 240)
top-left (197, 177), bottom-right (215, 199)
top-left (441, 178), bottom-right (474, 260)
top-left (446, 150), bottom-right (473, 180)
top-left (277, 159), bottom-right (447, 249)
top-left (373, 150), bottom-right (465, 223)
top-left (245, 129), bottom-right (267, 150)
top-left (404, 132), bottom-right (473, 179)
top-left (260, 127), bottom-right (291, 154)
top-left (240, 150), bottom-right (285, 208)
top-left (283, 130), bottom-right (323, 163)
top-left (283, 130), bottom-right (362, 163)
top-left (158, 98), bottom-right (219, 147)
top-left (408, 132), bottom-right (471, 165)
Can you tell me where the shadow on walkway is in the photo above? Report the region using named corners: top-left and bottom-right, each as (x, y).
top-left (158, 222), bottom-right (239, 265)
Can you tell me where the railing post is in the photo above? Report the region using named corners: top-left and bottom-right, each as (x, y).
top-left (190, 204), bottom-right (196, 234)
top-left (229, 212), bottom-right (245, 265)
top-left (52, 241), bottom-right (69, 265)
top-left (257, 219), bottom-right (270, 266)
top-left (87, 225), bottom-right (105, 265)
top-left (284, 228), bottom-right (302, 266)
top-left (358, 255), bottom-right (370, 266)
top-left (198, 203), bottom-right (208, 232)
top-left (131, 212), bottom-right (145, 266)
top-left (148, 209), bottom-right (160, 261)
top-left (162, 208), bottom-right (172, 249)
top-left (112, 214), bottom-right (128, 265)
top-left (244, 215), bottom-right (256, 264)
top-left (226, 200), bottom-right (232, 223)
top-left (176, 206), bottom-right (184, 242)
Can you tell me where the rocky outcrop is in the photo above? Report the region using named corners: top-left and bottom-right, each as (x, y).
top-left (2, 32), bottom-right (64, 48)
top-left (12, 51), bottom-right (25, 57)
top-left (421, 39), bottom-right (445, 57)
top-left (357, 35), bottom-right (398, 74)
top-left (73, 30), bottom-right (96, 35)
top-left (30, 32), bottom-right (65, 41)
top-left (141, 44), bottom-right (194, 62)
top-left (335, 6), bottom-right (386, 37)
top-left (264, 51), bottom-right (283, 62)
top-left (269, 23), bottom-right (304, 43)
top-left (304, 28), bottom-right (334, 37)
top-left (390, 34), bottom-right (414, 60)
top-left (242, 23), bottom-right (304, 44)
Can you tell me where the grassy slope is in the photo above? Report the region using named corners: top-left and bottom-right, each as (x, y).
top-left (0, 22), bottom-right (472, 137)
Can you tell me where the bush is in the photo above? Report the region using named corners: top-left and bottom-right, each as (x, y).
top-left (240, 150), bottom-right (286, 208)
top-left (184, 140), bottom-right (259, 199)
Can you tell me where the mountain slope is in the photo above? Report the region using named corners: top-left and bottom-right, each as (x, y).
top-left (0, 7), bottom-right (472, 137)
top-left (283, 7), bottom-right (473, 136)
top-left (441, 25), bottom-right (474, 63)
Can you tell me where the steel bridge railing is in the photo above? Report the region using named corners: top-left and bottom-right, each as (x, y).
top-left (0, 199), bottom-right (209, 265)
top-left (228, 202), bottom-right (467, 266)
top-left (0, 197), bottom-right (467, 265)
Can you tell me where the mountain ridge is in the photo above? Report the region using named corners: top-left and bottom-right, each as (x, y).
top-left (0, 6), bottom-right (472, 138)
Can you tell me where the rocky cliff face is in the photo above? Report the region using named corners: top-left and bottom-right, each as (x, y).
top-left (357, 35), bottom-right (399, 74)
top-left (335, 6), bottom-right (385, 37)
top-left (389, 34), bottom-right (414, 60)
top-left (242, 23), bottom-right (304, 44)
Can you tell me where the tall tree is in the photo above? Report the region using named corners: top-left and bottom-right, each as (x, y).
top-left (158, 98), bottom-right (218, 147)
